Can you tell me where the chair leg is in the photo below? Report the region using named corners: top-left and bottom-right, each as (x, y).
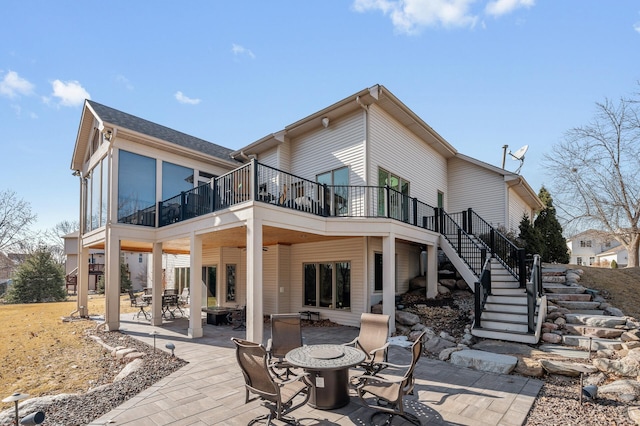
top-left (371, 411), bottom-right (421, 425)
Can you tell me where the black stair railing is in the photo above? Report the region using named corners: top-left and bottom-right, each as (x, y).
top-left (474, 256), bottom-right (492, 329)
top-left (438, 209), bottom-right (487, 277)
top-left (465, 208), bottom-right (526, 287)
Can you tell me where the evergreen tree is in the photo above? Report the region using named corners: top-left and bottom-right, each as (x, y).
top-left (518, 213), bottom-right (543, 256)
top-left (534, 187), bottom-right (570, 263)
top-left (120, 262), bottom-right (132, 293)
top-left (6, 248), bottom-right (66, 303)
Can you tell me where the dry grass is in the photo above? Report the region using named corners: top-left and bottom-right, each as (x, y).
top-left (574, 265), bottom-right (640, 319)
top-left (0, 294), bottom-right (136, 408)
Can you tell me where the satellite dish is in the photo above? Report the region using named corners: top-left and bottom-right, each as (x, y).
top-left (510, 145), bottom-right (528, 161)
top-left (503, 144), bottom-right (528, 174)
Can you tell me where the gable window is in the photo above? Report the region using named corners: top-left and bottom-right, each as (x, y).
top-left (378, 168), bottom-right (410, 220)
top-left (118, 150), bottom-right (156, 224)
top-left (317, 166), bottom-right (349, 215)
top-left (162, 161), bottom-right (194, 200)
top-left (580, 240), bottom-right (592, 248)
top-left (304, 261), bottom-right (351, 310)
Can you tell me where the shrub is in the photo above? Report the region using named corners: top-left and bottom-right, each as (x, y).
top-left (611, 260), bottom-right (618, 269)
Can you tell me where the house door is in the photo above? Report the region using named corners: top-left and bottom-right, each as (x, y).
top-left (378, 169), bottom-right (409, 221)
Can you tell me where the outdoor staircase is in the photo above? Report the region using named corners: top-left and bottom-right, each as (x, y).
top-left (469, 259), bottom-right (543, 344)
top-left (437, 209), bottom-right (545, 344)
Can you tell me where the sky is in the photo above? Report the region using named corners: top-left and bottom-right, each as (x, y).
top-left (1, 0), bottom-right (639, 234)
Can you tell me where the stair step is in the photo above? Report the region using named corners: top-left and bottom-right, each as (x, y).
top-left (490, 287), bottom-right (527, 296)
top-left (564, 324), bottom-right (625, 339)
top-left (545, 293), bottom-right (593, 302)
top-left (543, 284), bottom-right (587, 294)
top-left (565, 314), bottom-right (627, 327)
top-left (554, 300), bottom-right (601, 310)
top-left (486, 294), bottom-right (527, 305)
top-left (562, 335), bottom-right (623, 350)
top-left (471, 327), bottom-right (539, 344)
top-left (481, 310), bottom-right (530, 323)
top-left (479, 319), bottom-right (531, 333)
top-left (485, 303), bottom-right (528, 314)
top-left (567, 310), bottom-right (606, 316)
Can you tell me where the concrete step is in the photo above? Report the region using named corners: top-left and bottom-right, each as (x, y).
top-left (569, 309), bottom-right (606, 315)
top-left (537, 344), bottom-right (589, 359)
top-left (564, 324), bottom-right (625, 339)
top-left (479, 319), bottom-right (530, 333)
top-left (565, 314), bottom-right (627, 327)
top-left (545, 293), bottom-right (593, 302)
top-left (471, 327), bottom-right (539, 344)
top-left (543, 284), bottom-right (587, 294)
top-left (542, 275), bottom-right (566, 284)
top-left (554, 300), bottom-right (601, 310)
top-left (562, 335), bottom-right (623, 351)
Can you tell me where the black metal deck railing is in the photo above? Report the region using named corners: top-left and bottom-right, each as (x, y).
top-left (150, 160), bottom-right (439, 231)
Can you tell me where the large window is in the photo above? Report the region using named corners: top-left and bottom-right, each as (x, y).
top-left (162, 161), bottom-right (194, 200)
top-left (317, 166), bottom-right (349, 215)
top-left (374, 252), bottom-right (383, 292)
top-left (118, 150), bottom-right (156, 223)
top-left (83, 157), bottom-right (109, 232)
top-left (378, 168), bottom-right (410, 220)
top-left (304, 261), bottom-right (351, 310)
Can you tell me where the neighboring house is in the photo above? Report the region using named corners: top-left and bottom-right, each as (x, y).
top-left (0, 252), bottom-right (27, 295)
top-left (70, 84), bottom-right (543, 343)
top-left (64, 231), bottom-right (151, 292)
top-left (567, 230), bottom-right (628, 267)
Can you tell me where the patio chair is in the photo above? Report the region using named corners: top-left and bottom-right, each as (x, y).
top-left (231, 305), bottom-right (246, 330)
top-left (128, 290), bottom-right (149, 320)
top-left (351, 330), bottom-right (427, 426)
top-left (266, 313), bottom-right (303, 378)
top-left (344, 312), bottom-right (390, 374)
top-left (231, 337), bottom-right (311, 425)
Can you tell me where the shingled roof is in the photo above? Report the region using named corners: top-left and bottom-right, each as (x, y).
top-left (87, 100), bottom-right (237, 162)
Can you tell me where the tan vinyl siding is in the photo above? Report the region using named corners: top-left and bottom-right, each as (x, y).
top-left (289, 238), bottom-right (365, 327)
top-left (258, 148), bottom-right (278, 169)
top-left (448, 157), bottom-right (506, 227)
top-left (262, 248), bottom-right (277, 315)
top-left (368, 105), bottom-right (447, 207)
top-left (507, 187), bottom-right (530, 233)
top-left (290, 111), bottom-right (365, 185)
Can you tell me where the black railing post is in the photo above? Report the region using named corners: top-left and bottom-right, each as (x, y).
top-left (474, 281), bottom-right (482, 328)
top-left (456, 228), bottom-right (462, 255)
top-left (157, 201), bottom-right (163, 227)
top-left (490, 228), bottom-right (495, 256)
top-left (518, 248), bottom-right (526, 288)
top-left (252, 158), bottom-right (258, 201)
top-left (322, 184), bottom-right (329, 217)
top-left (180, 191), bottom-right (186, 221)
top-left (467, 208), bottom-right (473, 234)
top-left (385, 185), bottom-right (391, 218)
top-left (433, 208), bottom-right (440, 233)
top-left (527, 280), bottom-right (535, 332)
top-left (412, 197), bottom-right (418, 226)
top-left (462, 210), bottom-right (468, 233)
top-left (211, 180), bottom-right (217, 211)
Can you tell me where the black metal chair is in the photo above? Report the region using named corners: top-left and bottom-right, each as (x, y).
top-left (232, 337), bottom-right (310, 425)
top-left (127, 290), bottom-right (149, 320)
top-left (352, 330), bottom-right (427, 425)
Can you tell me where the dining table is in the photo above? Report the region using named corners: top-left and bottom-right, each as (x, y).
top-left (285, 344), bottom-right (365, 410)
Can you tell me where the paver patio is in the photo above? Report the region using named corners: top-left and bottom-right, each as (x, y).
top-left (88, 315), bottom-right (542, 425)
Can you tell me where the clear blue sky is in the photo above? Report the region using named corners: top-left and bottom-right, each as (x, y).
top-left (1, 1), bottom-right (639, 233)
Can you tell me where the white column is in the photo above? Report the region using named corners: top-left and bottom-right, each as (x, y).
top-left (77, 244), bottom-right (89, 317)
top-left (104, 227), bottom-right (121, 331)
top-left (150, 242), bottom-right (163, 326)
top-left (246, 217), bottom-right (263, 344)
top-left (427, 245), bottom-right (438, 299)
top-left (188, 233), bottom-right (203, 338)
top-left (382, 233), bottom-right (396, 333)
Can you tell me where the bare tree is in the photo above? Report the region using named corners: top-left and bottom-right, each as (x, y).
top-left (0, 190), bottom-right (37, 252)
top-left (545, 91), bottom-right (640, 267)
top-left (40, 220), bottom-right (80, 265)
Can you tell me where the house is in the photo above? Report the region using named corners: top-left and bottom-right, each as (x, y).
top-left (70, 84), bottom-right (544, 344)
top-left (567, 229), bottom-right (628, 267)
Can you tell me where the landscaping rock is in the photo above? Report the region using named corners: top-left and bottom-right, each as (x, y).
top-left (396, 310), bottom-right (420, 326)
top-left (449, 349), bottom-right (517, 374)
top-left (539, 359), bottom-right (597, 376)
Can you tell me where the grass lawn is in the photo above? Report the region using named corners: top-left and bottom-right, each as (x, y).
top-left (0, 294), bottom-right (137, 405)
